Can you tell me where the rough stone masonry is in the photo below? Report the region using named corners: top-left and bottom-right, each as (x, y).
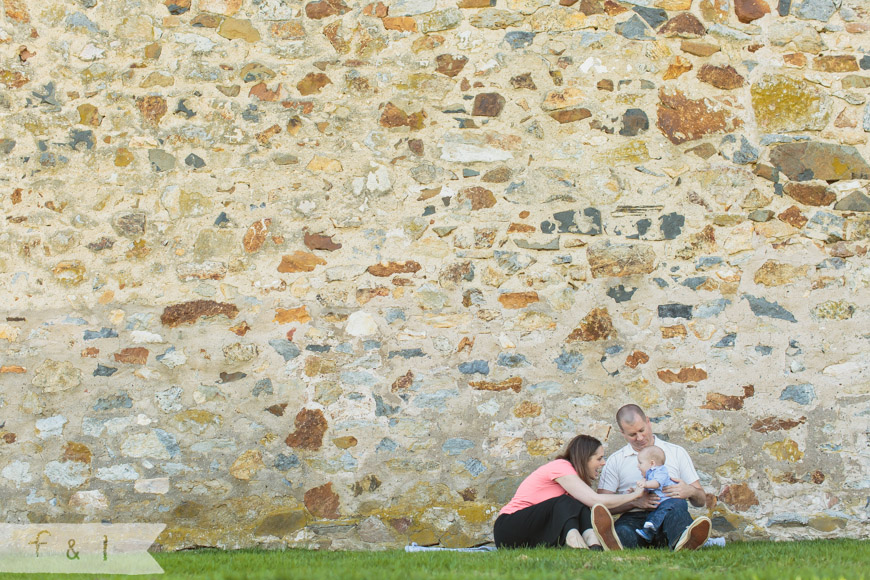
top-left (0, 0), bottom-right (869, 550)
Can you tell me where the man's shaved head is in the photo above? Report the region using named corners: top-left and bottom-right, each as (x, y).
top-left (616, 404), bottom-right (647, 430)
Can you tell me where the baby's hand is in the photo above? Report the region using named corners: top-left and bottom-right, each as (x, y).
top-left (636, 480), bottom-right (645, 488)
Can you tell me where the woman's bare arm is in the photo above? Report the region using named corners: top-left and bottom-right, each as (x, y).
top-left (555, 474), bottom-right (644, 509)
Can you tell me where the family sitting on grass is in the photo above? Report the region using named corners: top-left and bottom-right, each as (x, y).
top-left (493, 404), bottom-right (712, 551)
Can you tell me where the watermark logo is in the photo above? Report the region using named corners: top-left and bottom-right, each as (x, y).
top-left (0, 524), bottom-right (165, 575)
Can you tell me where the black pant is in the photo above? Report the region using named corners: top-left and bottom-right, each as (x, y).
top-left (494, 495), bottom-right (593, 548)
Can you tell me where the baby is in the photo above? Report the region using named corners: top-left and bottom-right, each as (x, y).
top-left (634, 445), bottom-right (688, 542)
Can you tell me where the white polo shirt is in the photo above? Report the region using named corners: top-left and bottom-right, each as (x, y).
top-left (598, 436), bottom-right (700, 496)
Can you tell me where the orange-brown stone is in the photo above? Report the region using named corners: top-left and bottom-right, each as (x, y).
top-left (304, 231), bottom-right (342, 251)
top-left (681, 40), bottom-right (720, 57)
top-left (4, 0), bottom-right (30, 22)
top-left (719, 483), bottom-right (759, 511)
top-left (63, 442), bottom-right (92, 463)
top-left (0, 364), bottom-right (25, 374)
top-left (286, 408), bottom-right (328, 450)
top-left (137, 96), bottom-right (167, 125)
top-left (363, 2), bottom-right (388, 16)
top-left (305, 0), bottom-right (349, 19)
top-left (549, 108), bottom-right (591, 124)
top-left (160, 300), bottom-right (239, 327)
top-left (778, 206), bottom-right (808, 228)
top-left (657, 366), bottom-right (708, 383)
top-left (498, 292), bottom-right (539, 309)
top-left (657, 88), bottom-right (741, 144)
top-left (383, 16), bottom-right (417, 31)
top-left (567, 308), bottom-right (616, 342)
top-left (659, 13), bottom-right (706, 38)
top-left (751, 416), bottom-right (807, 433)
top-left (297, 73), bottom-right (332, 96)
top-left (784, 53), bottom-right (807, 68)
top-left (661, 324), bottom-right (687, 339)
top-left (278, 252), bottom-right (327, 273)
top-left (783, 182), bottom-right (836, 207)
top-left (514, 401), bottom-right (542, 418)
top-left (734, 0), bottom-right (770, 23)
top-left (663, 57), bottom-right (693, 80)
top-left (367, 261), bottom-right (422, 277)
top-left (304, 482), bottom-right (340, 519)
top-left (697, 64), bottom-right (745, 90)
top-left (458, 186), bottom-right (497, 211)
top-left (274, 307), bottom-right (311, 324)
top-left (0, 70), bottom-right (29, 89)
top-left (700, 385), bottom-right (754, 410)
top-left (625, 351), bottom-right (650, 368)
top-left (392, 370), bottom-right (414, 391)
top-left (356, 287), bottom-right (390, 304)
top-left (114, 347), bottom-right (149, 365)
top-left (243, 219), bottom-right (271, 253)
top-left (469, 377), bottom-right (523, 393)
top-left (813, 56), bottom-right (859, 73)
top-left (435, 54), bottom-right (468, 78)
top-left (472, 93), bottom-right (505, 117)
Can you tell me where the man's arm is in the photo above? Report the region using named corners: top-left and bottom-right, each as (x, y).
top-left (662, 478), bottom-right (705, 507)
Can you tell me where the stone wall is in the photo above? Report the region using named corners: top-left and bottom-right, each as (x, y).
top-left (1, 0), bottom-right (869, 550)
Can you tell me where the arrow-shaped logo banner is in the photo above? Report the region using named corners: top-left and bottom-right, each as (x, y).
top-left (0, 524), bottom-right (165, 575)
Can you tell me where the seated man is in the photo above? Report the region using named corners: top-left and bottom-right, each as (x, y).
top-left (595, 404), bottom-right (711, 551)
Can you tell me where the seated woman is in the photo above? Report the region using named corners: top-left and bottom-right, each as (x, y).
top-left (494, 434), bottom-right (643, 550)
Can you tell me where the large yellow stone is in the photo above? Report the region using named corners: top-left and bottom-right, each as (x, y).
top-left (751, 75), bottom-right (830, 132)
top-left (764, 439), bottom-right (804, 462)
top-left (307, 156), bottom-right (343, 172)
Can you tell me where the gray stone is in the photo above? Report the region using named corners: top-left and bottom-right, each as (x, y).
top-left (862, 56), bottom-right (870, 70)
top-left (93, 364), bottom-right (117, 377)
top-left (388, 348), bottom-right (425, 359)
top-left (149, 148), bottom-right (176, 172)
top-left (660, 212), bottom-right (685, 240)
top-left (252, 378), bottom-right (274, 397)
top-left (616, 15), bottom-right (652, 40)
top-left (93, 392), bottom-right (133, 411)
top-left (632, 6), bottom-right (668, 28)
top-left (714, 333), bottom-right (737, 348)
top-left (497, 353), bottom-right (530, 368)
top-left (769, 142), bottom-right (870, 182)
top-left (554, 350), bottom-right (584, 373)
top-left (504, 31), bottom-right (536, 49)
top-left (780, 383), bottom-right (816, 404)
top-left (461, 458), bottom-right (486, 477)
top-left (96, 464), bottom-right (139, 481)
top-left (458, 360), bottom-right (489, 375)
top-left (733, 136), bottom-right (760, 165)
top-left (442, 438), bottom-right (475, 455)
top-left (658, 304), bottom-right (693, 319)
top-left (805, 211), bottom-right (846, 241)
top-left (767, 513), bottom-right (809, 526)
top-left (607, 285), bottom-right (637, 303)
top-left (70, 129), bottom-right (95, 150)
top-left (834, 191), bottom-right (870, 212)
top-left (694, 299), bottom-right (731, 318)
top-left (84, 327), bottom-right (118, 340)
top-left (269, 339), bottom-right (300, 361)
top-left (620, 109), bottom-right (649, 137)
top-left (778, 0), bottom-right (792, 15)
top-left (742, 295), bottom-right (798, 323)
top-left (795, 0), bottom-right (840, 22)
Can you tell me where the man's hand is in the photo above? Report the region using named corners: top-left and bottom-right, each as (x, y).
top-left (663, 477), bottom-right (705, 506)
top-left (633, 492), bottom-right (659, 510)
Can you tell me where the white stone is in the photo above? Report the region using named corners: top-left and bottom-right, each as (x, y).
top-left (78, 43), bottom-right (105, 61)
top-left (864, 104), bottom-right (870, 132)
top-left (346, 311), bottom-right (379, 337)
top-left (477, 400), bottom-right (499, 416)
top-left (174, 33), bottom-right (217, 53)
top-left (0, 324), bottom-right (21, 341)
top-left (69, 490), bottom-right (108, 512)
top-left (134, 478), bottom-right (170, 494)
top-left (96, 464), bottom-right (139, 481)
top-left (499, 334), bottom-right (516, 349)
top-left (391, 0), bottom-right (436, 16)
top-left (121, 431), bottom-right (171, 459)
top-left (397, 329), bottom-right (427, 341)
top-left (440, 142), bottom-right (513, 163)
top-left (131, 330), bottom-right (163, 343)
top-left (2, 461), bottom-right (32, 485)
top-left (257, 0), bottom-right (296, 19)
top-left (366, 165), bottom-right (392, 195)
top-left (579, 56), bottom-right (606, 74)
top-left (158, 347), bottom-right (186, 368)
top-left (105, 416), bottom-right (134, 435)
top-left (44, 461), bottom-right (89, 488)
top-left (36, 415), bottom-right (67, 439)
top-left (82, 417), bottom-right (106, 437)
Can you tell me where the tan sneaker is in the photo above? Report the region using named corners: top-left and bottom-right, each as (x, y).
top-left (673, 517), bottom-right (711, 551)
top-left (591, 504), bottom-right (623, 551)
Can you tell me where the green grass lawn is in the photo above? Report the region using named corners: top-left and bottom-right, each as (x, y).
top-left (0, 539), bottom-right (866, 580)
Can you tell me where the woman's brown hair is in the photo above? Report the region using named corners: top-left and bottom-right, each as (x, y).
top-left (556, 434), bottom-right (602, 485)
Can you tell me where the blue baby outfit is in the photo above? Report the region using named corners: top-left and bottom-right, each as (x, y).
top-left (644, 466), bottom-right (676, 499)
top-left (636, 465), bottom-right (687, 542)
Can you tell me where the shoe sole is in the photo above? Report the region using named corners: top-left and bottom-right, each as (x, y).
top-left (591, 504), bottom-right (623, 551)
top-left (674, 517), bottom-right (711, 551)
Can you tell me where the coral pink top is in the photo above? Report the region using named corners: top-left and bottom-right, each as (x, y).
top-left (498, 459), bottom-right (578, 515)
